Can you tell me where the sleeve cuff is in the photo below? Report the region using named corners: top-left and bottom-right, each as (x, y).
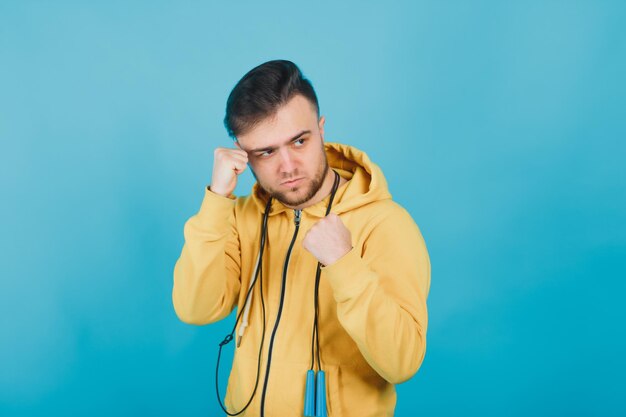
top-left (321, 247), bottom-right (377, 303)
top-left (193, 186), bottom-right (237, 233)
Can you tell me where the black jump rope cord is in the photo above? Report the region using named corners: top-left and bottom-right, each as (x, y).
top-left (215, 196), bottom-right (271, 416)
top-left (310, 170), bottom-right (341, 372)
top-left (215, 170), bottom-right (341, 415)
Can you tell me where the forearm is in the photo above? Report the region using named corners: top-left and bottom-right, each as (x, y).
top-left (172, 188), bottom-right (241, 325)
top-left (323, 247), bottom-right (429, 384)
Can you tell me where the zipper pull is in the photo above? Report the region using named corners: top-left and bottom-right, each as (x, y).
top-left (294, 209), bottom-right (302, 226)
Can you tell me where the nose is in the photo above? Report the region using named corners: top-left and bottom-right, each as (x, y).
top-left (278, 147), bottom-right (297, 175)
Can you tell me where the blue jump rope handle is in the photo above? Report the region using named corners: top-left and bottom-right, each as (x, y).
top-left (316, 370), bottom-right (327, 417)
top-left (304, 370), bottom-right (316, 416)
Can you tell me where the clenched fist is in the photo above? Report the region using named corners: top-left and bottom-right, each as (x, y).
top-left (210, 143), bottom-right (248, 197)
top-left (302, 213), bottom-right (353, 267)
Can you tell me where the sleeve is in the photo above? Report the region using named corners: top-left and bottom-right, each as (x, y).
top-left (172, 186), bottom-right (242, 325)
top-left (321, 205), bottom-right (431, 384)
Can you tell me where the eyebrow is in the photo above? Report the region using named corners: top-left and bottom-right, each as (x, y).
top-left (246, 130), bottom-right (311, 153)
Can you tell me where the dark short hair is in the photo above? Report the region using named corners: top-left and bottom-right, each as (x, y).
top-left (223, 59), bottom-right (320, 139)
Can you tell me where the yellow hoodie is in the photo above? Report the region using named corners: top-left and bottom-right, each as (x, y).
top-left (173, 142), bottom-right (431, 416)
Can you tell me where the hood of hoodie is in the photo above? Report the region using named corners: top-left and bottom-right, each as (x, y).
top-left (250, 141), bottom-right (392, 217)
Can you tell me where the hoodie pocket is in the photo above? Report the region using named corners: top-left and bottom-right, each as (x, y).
top-left (224, 354), bottom-right (344, 416)
top-left (260, 360), bottom-right (344, 417)
top-left (224, 353), bottom-right (259, 414)
top-left (262, 360), bottom-right (309, 416)
top-left (324, 363), bottom-right (342, 417)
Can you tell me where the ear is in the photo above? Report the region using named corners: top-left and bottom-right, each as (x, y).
top-left (318, 115), bottom-right (326, 142)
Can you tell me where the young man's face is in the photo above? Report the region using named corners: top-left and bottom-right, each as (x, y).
top-left (235, 94), bottom-right (329, 208)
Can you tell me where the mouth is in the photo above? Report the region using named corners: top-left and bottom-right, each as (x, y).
top-left (281, 178), bottom-right (304, 187)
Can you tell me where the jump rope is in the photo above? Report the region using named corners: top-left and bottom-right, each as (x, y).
top-left (214, 170), bottom-right (341, 417)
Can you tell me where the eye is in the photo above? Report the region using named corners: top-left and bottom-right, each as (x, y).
top-left (294, 138), bottom-right (306, 147)
top-left (258, 149), bottom-right (273, 158)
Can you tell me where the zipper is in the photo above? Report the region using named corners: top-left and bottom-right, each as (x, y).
top-left (259, 209), bottom-right (302, 416)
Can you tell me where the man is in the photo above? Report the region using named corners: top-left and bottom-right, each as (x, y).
top-left (172, 59), bottom-right (431, 416)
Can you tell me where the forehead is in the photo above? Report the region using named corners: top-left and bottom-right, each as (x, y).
top-left (237, 95), bottom-right (318, 149)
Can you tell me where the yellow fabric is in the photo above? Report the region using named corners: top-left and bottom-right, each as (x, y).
top-left (173, 142), bottom-right (431, 416)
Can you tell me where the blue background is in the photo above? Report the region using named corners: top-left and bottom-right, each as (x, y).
top-left (1, 1), bottom-right (625, 416)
